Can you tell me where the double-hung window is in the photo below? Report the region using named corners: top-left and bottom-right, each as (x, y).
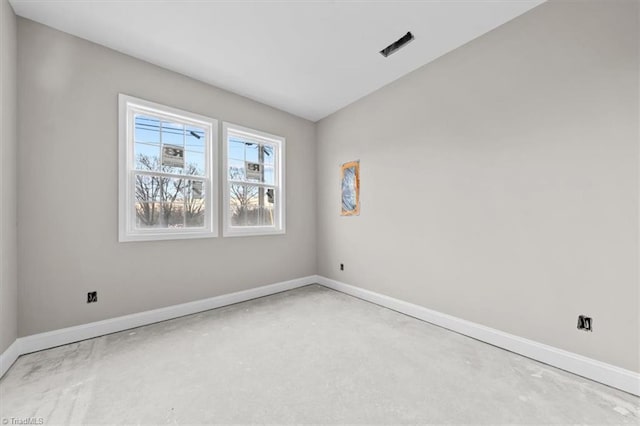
top-left (222, 123), bottom-right (285, 237)
top-left (119, 95), bottom-right (218, 241)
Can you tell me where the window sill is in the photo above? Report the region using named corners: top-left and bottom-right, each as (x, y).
top-left (222, 227), bottom-right (286, 238)
top-left (119, 230), bottom-right (217, 242)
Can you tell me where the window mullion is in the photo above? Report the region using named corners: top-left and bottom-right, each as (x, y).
top-left (134, 169), bottom-right (205, 181)
top-left (228, 179), bottom-right (274, 189)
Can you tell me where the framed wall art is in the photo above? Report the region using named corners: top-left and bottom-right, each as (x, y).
top-left (341, 160), bottom-right (360, 216)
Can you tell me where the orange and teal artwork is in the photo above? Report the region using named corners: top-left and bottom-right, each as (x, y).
top-left (341, 160), bottom-right (360, 216)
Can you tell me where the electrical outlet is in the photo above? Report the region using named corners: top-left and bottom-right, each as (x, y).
top-left (87, 291), bottom-right (98, 303)
top-left (577, 315), bottom-right (592, 332)
top-left (340, 263), bottom-right (344, 271)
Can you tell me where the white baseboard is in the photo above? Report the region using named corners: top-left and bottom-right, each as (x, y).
top-left (3, 274), bottom-right (638, 397)
top-left (316, 276), bottom-right (640, 397)
top-left (0, 275), bottom-right (317, 378)
top-left (0, 339), bottom-right (21, 379)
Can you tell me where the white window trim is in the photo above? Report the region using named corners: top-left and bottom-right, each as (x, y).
top-left (222, 122), bottom-right (286, 237)
top-left (118, 94), bottom-right (218, 242)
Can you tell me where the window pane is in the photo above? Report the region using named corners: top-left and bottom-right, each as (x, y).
top-left (185, 150), bottom-right (205, 176)
top-left (134, 177), bottom-right (194, 229)
top-left (185, 126), bottom-right (206, 176)
top-left (161, 121), bottom-right (185, 174)
top-left (262, 144), bottom-right (275, 165)
top-left (263, 165), bottom-right (275, 185)
top-left (161, 145), bottom-right (185, 173)
top-left (185, 180), bottom-right (206, 228)
top-left (163, 202), bottom-right (185, 228)
top-left (161, 177), bottom-right (186, 202)
top-left (162, 177), bottom-right (184, 228)
top-left (262, 187), bottom-right (275, 226)
top-left (228, 159), bottom-right (245, 181)
top-left (162, 121), bottom-right (184, 146)
top-left (135, 115), bottom-right (160, 144)
top-left (135, 175), bottom-right (186, 223)
top-left (228, 140), bottom-right (245, 161)
top-left (245, 143), bottom-right (259, 163)
top-left (229, 184), bottom-right (274, 227)
top-left (261, 205), bottom-right (275, 226)
top-left (135, 174), bottom-right (162, 203)
top-left (135, 143), bottom-right (161, 171)
top-left (245, 161), bottom-right (263, 183)
top-left (135, 202), bottom-right (161, 228)
top-left (186, 126), bottom-right (205, 151)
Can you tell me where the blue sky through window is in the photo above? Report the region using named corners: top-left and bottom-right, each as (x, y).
top-left (134, 114), bottom-right (206, 176)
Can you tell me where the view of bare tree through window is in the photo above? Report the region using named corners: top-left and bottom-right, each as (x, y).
top-left (133, 114), bottom-right (206, 229)
top-left (134, 157), bottom-right (205, 228)
top-left (227, 138), bottom-right (275, 227)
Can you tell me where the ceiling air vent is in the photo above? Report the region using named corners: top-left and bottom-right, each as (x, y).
top-left (379, 31), bottom-right (414, 57)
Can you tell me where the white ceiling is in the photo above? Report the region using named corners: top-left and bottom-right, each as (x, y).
top-left (10, 0), bottom-right (545, 122)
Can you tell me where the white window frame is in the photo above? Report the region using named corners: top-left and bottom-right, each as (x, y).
top-left (222, 122), bottom-right (285, 237)
top-left (118, 94), bottom-right (218, 242)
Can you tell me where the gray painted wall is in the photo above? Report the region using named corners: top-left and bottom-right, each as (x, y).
top-left (317, 0), bottom-right (639, 372)
top-left (5, 0), bottom-right (639, 376)
top-left (17, 18), bottom-right (317, 336)
top-left (0, 0), bottom-right (18, 354)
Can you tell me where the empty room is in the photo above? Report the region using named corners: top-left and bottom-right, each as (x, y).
top-left (0, 0), bottom-right (638, 424)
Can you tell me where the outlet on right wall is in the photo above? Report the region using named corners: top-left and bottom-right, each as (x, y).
top-left (317, 0), bottom-right (639, 372)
